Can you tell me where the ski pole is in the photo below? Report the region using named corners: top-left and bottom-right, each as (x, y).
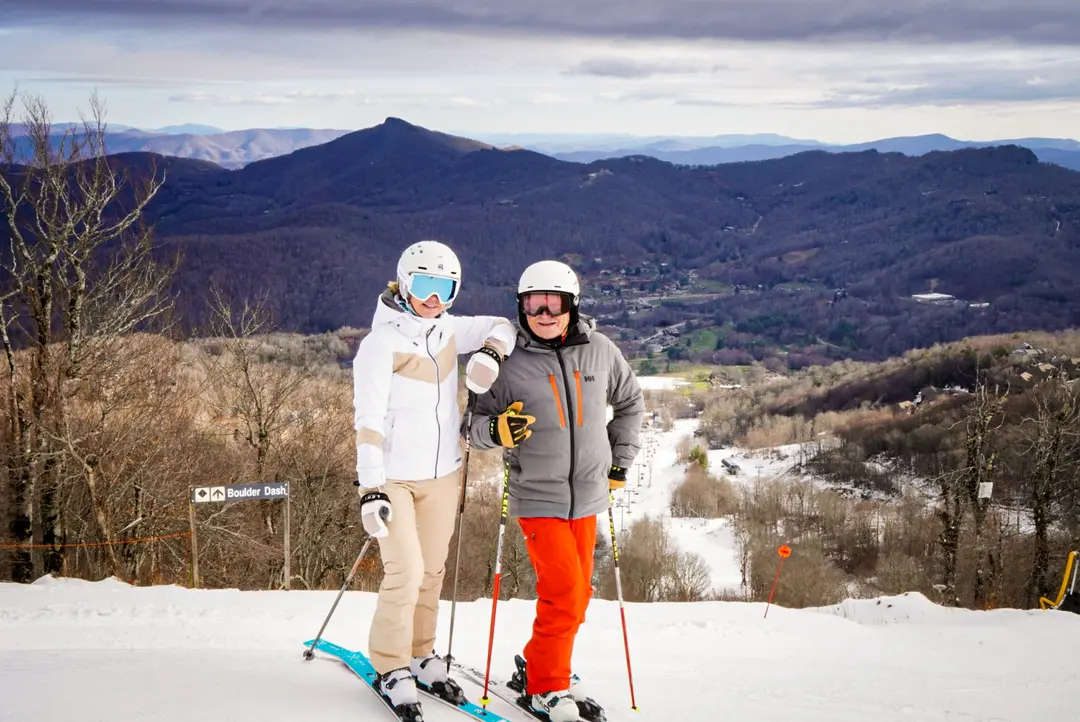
top-left (607, 492), bottom-right (638, 711)
top-left (303, 530), bottom-right (382, 660)
top-left (480, 458), bottom-right (511, 707)
top-left (445, 390), bottom-right (477, 674)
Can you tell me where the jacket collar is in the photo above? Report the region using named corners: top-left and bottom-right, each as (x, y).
top-left (372, 287), bottom-right (444, 339)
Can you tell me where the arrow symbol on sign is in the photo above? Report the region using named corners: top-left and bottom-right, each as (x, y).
top-left (212, 489), bottom-right (224, 499)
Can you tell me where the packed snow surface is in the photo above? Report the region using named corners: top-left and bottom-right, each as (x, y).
top-left (1, 575), bottom-right (1077, 722)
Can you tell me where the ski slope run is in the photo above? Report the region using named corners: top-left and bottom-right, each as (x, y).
top-left (616, 386), bottom-right (836, 595)
top-left (2, 576), bottom-right (1077, 722)
top-left (616, 411), bottom-right (809, 595)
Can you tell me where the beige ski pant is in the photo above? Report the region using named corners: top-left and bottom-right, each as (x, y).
top-left (368, 470), bottom-right (461, 675)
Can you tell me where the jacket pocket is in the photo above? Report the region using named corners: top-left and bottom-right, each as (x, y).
top-left (547, 374), bottom-right (567, 428)
top-left (574, 370), bottom-right (583, 427)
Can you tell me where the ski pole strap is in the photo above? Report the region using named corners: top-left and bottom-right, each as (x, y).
top-left (359, 490), bottom-right (390, 506)
top-left (474, 345), bottom-right (503, 365)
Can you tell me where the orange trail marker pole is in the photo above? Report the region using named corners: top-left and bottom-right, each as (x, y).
top-left (764, 545), bottom-right (791, 619)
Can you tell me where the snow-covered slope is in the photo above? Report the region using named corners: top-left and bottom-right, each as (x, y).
top-left (2, 576), bottom-right (1077, 721)
top-left (615, 418), bottom-right (744, 593)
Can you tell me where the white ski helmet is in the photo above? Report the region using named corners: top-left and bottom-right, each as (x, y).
top-left (396, 240), bottom-right (462, 306)
top-left (517, 260), bottom-right (580, 300)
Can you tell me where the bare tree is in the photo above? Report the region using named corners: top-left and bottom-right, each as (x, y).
top-left (0, 89), bottom-right (176, 581)
top-left (442, 469), bottom-right (536, 602)
top-left (55, 333), bottom-right (212, 582)
top-left (200, 285), bottom-right (312, 587)
top-left (275, 376), bottom-right (356, 590)
top-left (664, 549), bottom-right (712, 601)
top-left (203, 286), bottom-right (307, 480)
top-left (933, 372), bottom-right (1006, 607)
top-left (961, 377), bottom-right (1007, 607)
top-left (1019, 369), bottom-right (1080, 605)
top-left (669, 465), bottom-right (738, 519)
top-left (599, 516), bottom-right (680, 602)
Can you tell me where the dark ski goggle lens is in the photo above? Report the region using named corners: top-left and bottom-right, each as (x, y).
top-left (520, 292), bottom-right (571, 317)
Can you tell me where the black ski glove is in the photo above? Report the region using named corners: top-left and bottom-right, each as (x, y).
top-left (489, 401), bottom-right (535, 448)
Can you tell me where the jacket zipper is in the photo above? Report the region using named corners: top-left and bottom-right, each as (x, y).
top-left (555, 348), bottom-right (576, 518)
top-left (426, 326), bottom-right (441, 480)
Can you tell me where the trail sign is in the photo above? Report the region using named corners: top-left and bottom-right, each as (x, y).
top-left (190, 482), bottom-right (288, 504)
top-left (188, 481), bottom-right (292, 590)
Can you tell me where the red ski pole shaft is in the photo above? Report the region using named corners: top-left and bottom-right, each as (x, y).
top-left (608, 494), bottom-right (638, 710)
top-left (482, 570), bottom-right (502, 701)
top-left (481, 462), bottom-right (511, 707)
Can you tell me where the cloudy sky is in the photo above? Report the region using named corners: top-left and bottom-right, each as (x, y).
top-left (1, 0), bottom-right (1079, 143)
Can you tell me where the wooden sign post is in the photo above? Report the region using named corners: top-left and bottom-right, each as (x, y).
top-left (188, 481), bottom-right (292, 590)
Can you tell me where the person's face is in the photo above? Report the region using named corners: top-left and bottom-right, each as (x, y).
top-left (521, 292), bottom-right (572, 340)
top-left (405, 273), bottom-right (455, 318)
top-left (409, 293), bottom-right (446, 318)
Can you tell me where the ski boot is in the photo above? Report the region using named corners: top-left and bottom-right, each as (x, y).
top-left (411, 652), bottom-right (467, 706)
top-left (508, 654), bottom-right (607, 722)
top-left (376, 667), bottom-right (425, 721)
top-left (531, 690), bottom-right (582, 722)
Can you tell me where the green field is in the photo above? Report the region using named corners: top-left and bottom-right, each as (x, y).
top-left (689, 327), bottom-right (720, 353)
top-left (631, 360), bottom-right (754, 390)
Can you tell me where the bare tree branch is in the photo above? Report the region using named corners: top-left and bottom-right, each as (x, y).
top-left (0, 88), bottom-right (176, 580)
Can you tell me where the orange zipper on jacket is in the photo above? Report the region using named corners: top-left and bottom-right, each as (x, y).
top-left (548, 374), bottom-right (567, 428)
top-left (574, 370), bottom-right (583, 426)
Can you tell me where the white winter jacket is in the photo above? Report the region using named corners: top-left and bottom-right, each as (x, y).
top-left (353, 288), bottom-right (516, 488)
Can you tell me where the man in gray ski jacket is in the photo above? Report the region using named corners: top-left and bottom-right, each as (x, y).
top-left (464, 260), bottom-right (644, 722)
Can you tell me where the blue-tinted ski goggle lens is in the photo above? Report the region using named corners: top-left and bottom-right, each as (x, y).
top-left (408, 273), bottom-right (457, 303)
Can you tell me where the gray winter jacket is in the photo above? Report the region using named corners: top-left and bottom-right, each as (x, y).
top-left (465, 316), bottom-right (644, 520)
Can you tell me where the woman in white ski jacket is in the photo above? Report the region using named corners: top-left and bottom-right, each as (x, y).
top-left (352, 240), bottom-right (515, 719)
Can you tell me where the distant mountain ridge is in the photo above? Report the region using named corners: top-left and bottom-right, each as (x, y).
top-left (107, 117), bottom-right (1080, 364)
top-left (548, 133), bottom-right (1080, 171)
top-left (15, 119), bottom-right (1080, 171)
top-left (149, 124), bottom-right (225, 136)
top-left (5, 125), bottom-right (352, 169)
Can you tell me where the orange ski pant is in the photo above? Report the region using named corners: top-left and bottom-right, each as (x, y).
top-left (518, 515), bottom-right (598, 695)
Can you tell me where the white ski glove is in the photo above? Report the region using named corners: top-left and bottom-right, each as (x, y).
top-left (465, 345), bottom-right (503, 394)
top-left (359, 489), bottom-right (392, 538)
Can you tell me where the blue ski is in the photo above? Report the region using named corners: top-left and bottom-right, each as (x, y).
top-left (303, 639), bottom-right (513, 722)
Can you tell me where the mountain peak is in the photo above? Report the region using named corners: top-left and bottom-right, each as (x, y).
top-left (380, 116), bottom-right (417, 129)
top-left (356, 117), bottom-right (494, 154)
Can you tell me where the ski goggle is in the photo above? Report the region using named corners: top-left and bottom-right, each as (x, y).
top-left (408, 273), bottom-right (458, 304)
top-left (520, 291), bottom-right (571, 317)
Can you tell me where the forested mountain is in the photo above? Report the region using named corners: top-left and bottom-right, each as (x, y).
top-left (6, 117), bottom-right (1080, 365)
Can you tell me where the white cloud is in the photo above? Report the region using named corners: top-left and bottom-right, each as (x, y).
top-left (168, 89), bottom-right (361, 105)
top-left (565, 57), bottom-right (722, 79)
top-left (445, 96), bottom-right (491, 108)
top-left (529, 92), bottom-right (575, 105)
top-left (1, 7), bottom-right (1079, 142)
